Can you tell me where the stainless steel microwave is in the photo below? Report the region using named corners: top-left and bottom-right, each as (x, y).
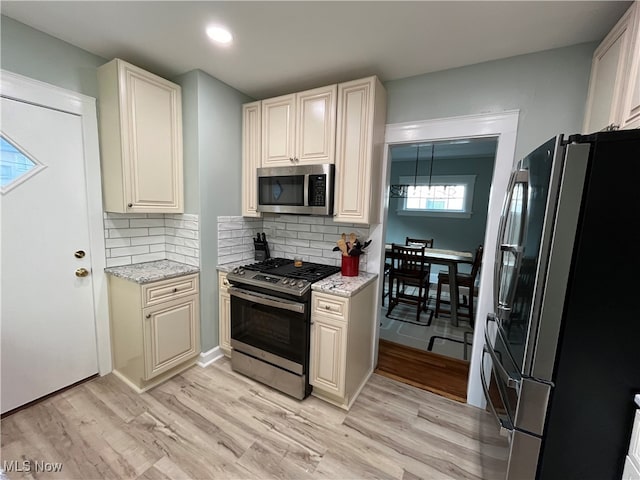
top-left (257, 164), bottom-right (334, 215)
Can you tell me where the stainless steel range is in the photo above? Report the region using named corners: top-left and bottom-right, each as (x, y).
top-left (226, 258), bottom-right (340, 399)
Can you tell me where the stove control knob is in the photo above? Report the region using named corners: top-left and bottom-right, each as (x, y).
top-left (297, 281), bottom-right (305, 288)
top-left (282, 279), bottom-right (289, 285)
top-left (232, 267), bottom-right (239, 274)
top-left (239, 268), bottom-right (245, 275)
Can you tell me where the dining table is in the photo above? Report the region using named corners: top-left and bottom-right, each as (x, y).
top-left (385, 244), bottom-right (474, 327)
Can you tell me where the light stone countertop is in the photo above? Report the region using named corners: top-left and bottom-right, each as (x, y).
top-left (105, 259), bottom-right (199, 284)
top-left (311, 272), bottom-right (378, 298)
top-left (216, 260), bottom-right (249, 273)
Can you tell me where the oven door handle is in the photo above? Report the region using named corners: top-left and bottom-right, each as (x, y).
top-left (229, 287), bottom-right (306, 314)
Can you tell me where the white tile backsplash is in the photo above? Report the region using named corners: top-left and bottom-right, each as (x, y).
top-left (104, 213), bottom-right (199, 267)
top-left (217, 213), bottom-right (371, 269)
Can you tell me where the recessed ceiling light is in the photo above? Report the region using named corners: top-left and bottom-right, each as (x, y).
top-left (206, 25), bottom-right (233, 45)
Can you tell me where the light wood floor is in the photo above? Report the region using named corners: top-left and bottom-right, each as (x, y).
top-left (1, 358), bottom-right (508, 479)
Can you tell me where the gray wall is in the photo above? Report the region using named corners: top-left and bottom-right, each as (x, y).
top-left (175, 70), bottom-right (251, 352)
top-left (385, 42), bottom-right (596, 160)
top-left (387, 154), bottom-right (495, 274)
top-left (2, 15), bottom-right (251, 355)
top-left (1, 15), bottom-right (105, 97)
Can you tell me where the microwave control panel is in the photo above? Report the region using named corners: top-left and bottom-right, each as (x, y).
top-left (309, 175), bottom-right (327, 206)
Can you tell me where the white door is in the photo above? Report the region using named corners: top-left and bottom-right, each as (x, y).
top-left (1, 96), bottom-right (99, 414)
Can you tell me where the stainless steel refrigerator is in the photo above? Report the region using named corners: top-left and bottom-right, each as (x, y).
top-left (481, 129), bottom-right (640, 479)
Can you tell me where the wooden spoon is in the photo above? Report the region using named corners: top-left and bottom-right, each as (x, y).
top-left (337, 238), bottom-right (348, 256)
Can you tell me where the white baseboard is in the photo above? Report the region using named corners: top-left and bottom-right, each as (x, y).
top-left (197, 347), bottom-right (224, 367)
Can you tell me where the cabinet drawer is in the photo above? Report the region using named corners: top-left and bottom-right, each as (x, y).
top-left (143, 274), bottom-right (199, 307)
top-left (218, 271), bottom-right (231, 291)
top-left (313, 293), bottom-right (348, 319)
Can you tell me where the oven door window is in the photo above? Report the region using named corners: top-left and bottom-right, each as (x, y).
top-left (258, 175), bottom-right (305, 206)
top-left (231, 292), bottom-right (307, 367)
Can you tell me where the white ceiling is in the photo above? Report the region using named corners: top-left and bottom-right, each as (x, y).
top-left (1, 1), bottom-right (632, 99)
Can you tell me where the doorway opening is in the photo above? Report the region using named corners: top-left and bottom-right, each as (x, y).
top-left (371, 111), bottom-right (519, 406)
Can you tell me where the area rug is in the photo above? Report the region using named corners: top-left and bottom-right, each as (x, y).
top-left (380, 292), bottom-right (474, 361)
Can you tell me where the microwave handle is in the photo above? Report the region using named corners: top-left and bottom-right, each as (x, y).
top-left (304, 173), bottom-right (310, 208)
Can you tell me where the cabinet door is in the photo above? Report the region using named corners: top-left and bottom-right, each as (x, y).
top-left (242, 101), bottom-right (262, 217)
top-left (334, 77), bottom-right (385, 224)
top-left (262, 94), bottom-right (296, 166)
top-left (143, 295), bottom-right (199, 380)
top-left (583, 5), bottom-right (635, 133)
top-left (218, 272), bottom-right (232, 357)
top-left (296, 85), bottom-right (337, 164)
top-left (310, 315), bottom-right (347, 397)
top-left (622, 6), bottom-right (640, 129)
top-left (121, 62), bottom-right (183, 212)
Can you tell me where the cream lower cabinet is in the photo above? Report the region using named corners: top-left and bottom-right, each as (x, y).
top-left (623, 409), bottom-right (640, 479)
top-left (97, 58), bottom-right (184, 213)
top-left (218, 271), bottom-right (232, 356)
top-left (334, 76), bottom-right (387, 224)
top-left (310, 280), bottom-right (376, 410)
top-left (108, 273), bottom-right (200, 392)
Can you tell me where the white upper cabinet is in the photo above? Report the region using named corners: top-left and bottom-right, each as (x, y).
top-left (583, 2), bottom-right (639, 133)
top-left (621, 4), bottom-right (640, 129)
top-left (242, 101), bottom-right (262, 217)
top-left (262, 85), bottom-right (337, 166)
top-left (97, 58), bottom-right (184, 213)
top-left (334, 76), bottom-right (387, 225)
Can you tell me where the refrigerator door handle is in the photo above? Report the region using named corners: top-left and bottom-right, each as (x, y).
top-left (485, 316), bottom-right (521, 389)
top-left (480, 347), bottom-right (514, 437)
top-left (487, 313), bottom-right (522, 376)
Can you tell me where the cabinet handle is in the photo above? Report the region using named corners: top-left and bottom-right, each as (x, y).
top-left (172, 287), bottom-right (178, 292)
top-left (294, 157), bottom-right (299, 163)
top-left (289, 157), bottom-right (295, 162)
top-left (145, 314), bottom-right (151, 319)
top-left (325, 305), bottom-right (330, 310)
top-left (127, 203), bottom-right (133, 208)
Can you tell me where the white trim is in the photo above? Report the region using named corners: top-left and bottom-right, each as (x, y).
top-left (372, 110), bottom-right (519, 409)
top-left (197, 346), bottom-right (225, 367)
top-left (0, 69), bottom-right (112, 376)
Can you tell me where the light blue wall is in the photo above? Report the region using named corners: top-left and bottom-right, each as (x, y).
top-left (387, 154), bottom-right (495, 274)
top-left (385, 42), bottom-right (596, 160)
top-left (175, 70), bottom-right (252, 352)
top-left (1, 15), bottom-right (106, 97)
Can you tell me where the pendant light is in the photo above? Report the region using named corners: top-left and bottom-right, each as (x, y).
top-left (389, 143), bottom-right (435, 198)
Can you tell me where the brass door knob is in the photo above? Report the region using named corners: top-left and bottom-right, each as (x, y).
top-left (74, 250), bottom-right (86, 258)
top-left (75, 268), bottom-right (90, 277)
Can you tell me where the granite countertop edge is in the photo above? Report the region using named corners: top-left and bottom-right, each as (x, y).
top-left (635, 394), bottom-right (640, 408)
top-left (311, 272), bottom-right (378, 298)
top-left (105, 259), bottom-right (200, 284)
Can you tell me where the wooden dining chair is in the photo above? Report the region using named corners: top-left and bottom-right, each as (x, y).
top-left (386, 243), bottom-right (432, 323)
top-left (435, 244), bottom-right (483, 326)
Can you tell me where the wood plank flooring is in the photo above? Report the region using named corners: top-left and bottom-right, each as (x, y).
top-left (376, 339), bottom-right (470, 403)
top-left (0, 358), bottom-right (507, 479)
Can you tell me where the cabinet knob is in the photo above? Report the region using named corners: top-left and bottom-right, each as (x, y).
top-left (145, 314), bottom-right (151, 319)
top-left (172, 287), bottom-right (178, 292)
top-left (289, 157), bottom-right (294, 162)
top-left (127, 203), bottom-right (133, 208)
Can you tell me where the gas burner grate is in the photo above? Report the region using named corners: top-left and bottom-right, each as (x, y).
top-left (241, 257), bottom-right (340, 283)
